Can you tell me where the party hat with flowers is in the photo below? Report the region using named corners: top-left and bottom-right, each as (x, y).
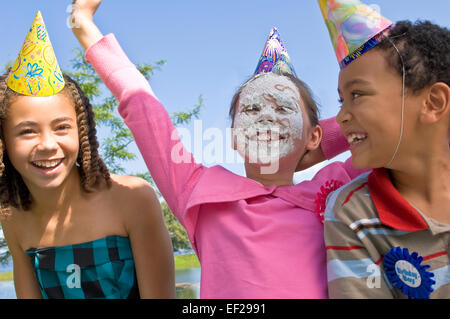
top-left (318, 0), bottom-right (393, 68)
top-left (254, 27), bottom-right (297, 77)
top-left (7, 11), bottom-right (65, 96)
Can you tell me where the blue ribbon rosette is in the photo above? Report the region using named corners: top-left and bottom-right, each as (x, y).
top-left (383, 247), bottom-right (435, 299)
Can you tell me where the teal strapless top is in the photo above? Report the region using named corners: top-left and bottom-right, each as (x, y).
top-left (26, 235), bottom-right (139, 299)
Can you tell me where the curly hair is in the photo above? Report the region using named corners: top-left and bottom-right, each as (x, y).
top-left (376, 20), bottom-right (450, 93)
top-left (0, 72), bottom-right (111, 215)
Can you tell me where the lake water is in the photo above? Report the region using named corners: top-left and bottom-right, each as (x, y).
top-left (0, 281), bottom-right (15, 299)
top-left (0, 265), bottom-right (201, 299)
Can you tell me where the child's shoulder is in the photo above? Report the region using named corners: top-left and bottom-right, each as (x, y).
top-left (104, 174), bottom-right (162, 234)
top-left (325, 171), bottom-right (378, 225)
top-left (0, 210), bottom-right (13, 232)
top-left (109, 174), bottom-right (154, 189)
top-left (105, 174), bottom-right (160, 218)
top-left (0, 207), bottom-right (29, 249)
top-left (0, 206), bottom-right (26, 228)
top-left (107, 174), bottom-right (158, 204)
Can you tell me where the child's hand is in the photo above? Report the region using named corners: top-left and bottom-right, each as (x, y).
top-left (71, 0), bottom-right (102, 21)
top-left (70, 0), bottom-right (104, 51)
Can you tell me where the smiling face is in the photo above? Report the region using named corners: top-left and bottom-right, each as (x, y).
top-left (232, 73), bottom-right (307, 165)
top-left (3, 93), bottom-right (80, 191)
top-left (337, 48), bottom-right (426, 169)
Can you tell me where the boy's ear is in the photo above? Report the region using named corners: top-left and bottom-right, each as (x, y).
top-left (421, 82), bottom-right (450, 124)
top-left (305, 125), bottom-right (322, 152)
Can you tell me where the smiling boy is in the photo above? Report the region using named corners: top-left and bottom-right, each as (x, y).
top-left (319, 0), bottom-right (449, 299)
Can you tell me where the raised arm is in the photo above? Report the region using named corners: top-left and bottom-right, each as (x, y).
top-left (70, 0), bottom-right (204, 226)
top-left (70, 0), bottom-right (103, 51)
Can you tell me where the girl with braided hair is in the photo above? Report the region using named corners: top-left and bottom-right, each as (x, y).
top-left (0, 12), bottom-right (174, 299)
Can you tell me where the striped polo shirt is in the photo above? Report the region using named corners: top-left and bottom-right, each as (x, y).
top-left (324, 168), bottom-right (449, 299)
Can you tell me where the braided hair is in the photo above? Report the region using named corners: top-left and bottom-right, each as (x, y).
top-left (0, 73), bottom-right (111, 215)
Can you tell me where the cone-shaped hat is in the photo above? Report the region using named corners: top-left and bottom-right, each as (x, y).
top-left (254, 27), bottom-right (297, 77)
top-left (7, 11), bottom-right (65, 96)
top-left (318, 0), bottom-right (393, 68)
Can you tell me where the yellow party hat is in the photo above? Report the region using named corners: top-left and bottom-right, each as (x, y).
top-left (7, 11), bottom-right (65, 96)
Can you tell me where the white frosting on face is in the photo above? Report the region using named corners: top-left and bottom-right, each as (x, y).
top-left (233, 73), bottom-right (304, 164)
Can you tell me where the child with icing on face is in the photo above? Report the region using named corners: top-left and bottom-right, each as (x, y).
top-left (71, 0), bottom-right (367, 298)
top-left (0, 11), bottom-right (175, 299)
top-left (319, 0), bottom-right (450, 299)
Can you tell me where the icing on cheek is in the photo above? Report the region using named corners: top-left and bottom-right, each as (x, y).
top-left (233, 74), bottom-right (304, 164)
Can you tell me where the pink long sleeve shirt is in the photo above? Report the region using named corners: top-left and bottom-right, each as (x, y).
top-left (86, 34), bottom-right (366, 299)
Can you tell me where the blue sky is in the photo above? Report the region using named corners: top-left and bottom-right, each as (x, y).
top-left (1, 0), bottom-right (449, 181)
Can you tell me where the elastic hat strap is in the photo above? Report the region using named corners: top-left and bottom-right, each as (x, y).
top-left (385, 37), bottom-right (406, 168)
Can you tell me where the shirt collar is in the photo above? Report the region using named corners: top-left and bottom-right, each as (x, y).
top-left (187, 165), bottom-right (315, 211)
top-left (368, 168), bottom-right (428, 231)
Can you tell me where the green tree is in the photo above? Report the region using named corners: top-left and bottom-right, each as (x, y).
top-left (161, 201), bottom-right (191, 251)
top-left (0, 49), bottom-right (200, 263)
top-left (66, 49), bottom-right (166, 174)
top-left (0, 237), bottom-right (10, 264)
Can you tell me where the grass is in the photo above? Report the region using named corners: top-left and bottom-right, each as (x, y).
top-left (0, 253), bottom-right (200, 281)
top-left (174, 253), bottom-right (200, 270)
